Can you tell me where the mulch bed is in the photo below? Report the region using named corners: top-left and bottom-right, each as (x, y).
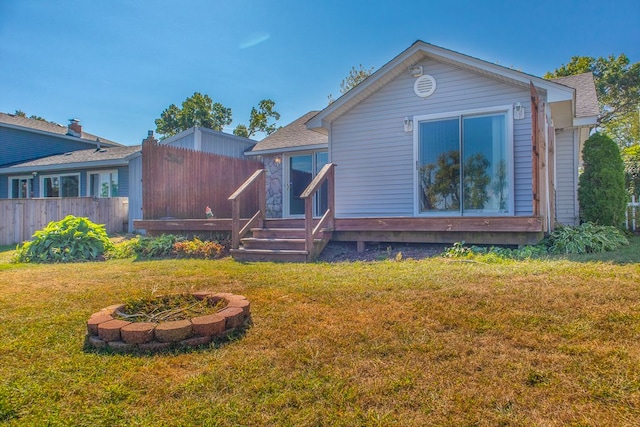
top-left (316, 241), bottom-right (447, 262)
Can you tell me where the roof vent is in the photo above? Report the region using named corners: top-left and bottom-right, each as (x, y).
top-left (414, 75), bottom-right (437, 98)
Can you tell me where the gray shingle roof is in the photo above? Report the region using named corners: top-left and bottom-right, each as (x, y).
top-left (7, 145), bottom-right (141, 168)
top-left (250, 111), bottom-right (327, 154)
top-left (550, 72), bottom-right (599, 118)
top-left (0, 112), bottom-right (123, 146)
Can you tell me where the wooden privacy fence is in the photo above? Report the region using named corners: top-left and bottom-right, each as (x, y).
top-left (142, 141), bottom-right (263, 220)
top-left (0, 197), bottom-right (129, 245)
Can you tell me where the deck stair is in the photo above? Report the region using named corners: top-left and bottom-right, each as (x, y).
top-left (229, 163), bottom-right (336, 263)
top-left (230, 222), bottom-right (332, 262)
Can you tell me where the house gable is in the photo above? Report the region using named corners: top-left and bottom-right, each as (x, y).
top-left (328, 56), bottom-right (536, 218)
top-left (307, 41), bottom-right (575, 131)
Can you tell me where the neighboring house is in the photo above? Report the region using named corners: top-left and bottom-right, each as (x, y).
top-left (246, 40), bottom-right (598, 247)
top-left (0, 113), bottom-right (126, 199)
top-left (0, 113), bottom-right (141, 240)
top-left (0, 145), bottom-right (141, 199)
top-left (159, 126), bottom-right (256, 157)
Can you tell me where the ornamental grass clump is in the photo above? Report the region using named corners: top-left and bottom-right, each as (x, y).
top-left (115, 293), bottom-right (227, 323)
top-left (13, 215), bottom-right (113, 263)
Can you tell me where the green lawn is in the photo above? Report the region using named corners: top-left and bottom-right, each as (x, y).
top-left (0, 239), bottom-right (638, 426)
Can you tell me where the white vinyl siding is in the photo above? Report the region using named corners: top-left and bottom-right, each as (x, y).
top-left (555, 129), bottom-right (578, 225)
top-left (331, 58), bottom-right (535, 218)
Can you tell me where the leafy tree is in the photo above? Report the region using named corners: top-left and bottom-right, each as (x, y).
top-left (463, 153), bottom-right (490, 210)
top-left (328, 64), bottom-right (375, 104)
top-left (155, 92), bottom-right (232, 138)
top-left (492, 160), bottom-right (508, 211)
top-left (233, 99), bottom-right (281, 138)
top-left (420, 150), bottom-right (461, 211)
top-left (545, 54), bottom-right (640, 147)
top-left (578, 133), bottom-right (626, 226)
top-left (14, 110), bottom-right (47, 121)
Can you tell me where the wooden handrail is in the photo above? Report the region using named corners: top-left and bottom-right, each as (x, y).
top-left (301, 163), bottom-right (335, 254)
top-left (229, 169), bottom-right (265, 201)
top-left (228, 169), bottom-right (266, 249)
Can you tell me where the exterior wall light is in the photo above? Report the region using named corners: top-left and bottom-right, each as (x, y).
top-left (403, 117), bottom-right (413, 132)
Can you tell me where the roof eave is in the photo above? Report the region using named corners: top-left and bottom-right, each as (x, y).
top-left (0, 122), bottom-right (121, 147)
top-left (246, 143), bottom-right (328, 157)
top-left (573, 115), bottom-right (599, 127)
top-left (0, 158), bottom-right (131, 174)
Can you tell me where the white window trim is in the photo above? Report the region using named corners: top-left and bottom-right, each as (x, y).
top-left (87, 169), bottom-right (118, 198)
top-left (412, 105), bottom-right (514, 217)
top-left (40, 173), bottom-right (81, 198)
top-left (8, 175), bottom-right (35, 199)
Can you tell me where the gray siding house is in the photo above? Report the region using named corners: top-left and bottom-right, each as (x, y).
top-left (247, 41), bottom-right (598, 245)
top-left (160, 126), bottom-right (256, 157)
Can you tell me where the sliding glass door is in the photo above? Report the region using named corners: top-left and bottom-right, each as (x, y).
top-left (417, 110), bottom-right (510, 215)
top-left (286, 151), bottom-right (328, 217)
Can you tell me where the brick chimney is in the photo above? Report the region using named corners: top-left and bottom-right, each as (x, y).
top-left (142, 130), bottom-right (158, 145)
top-left (67, 118), bottom-right (82, 137)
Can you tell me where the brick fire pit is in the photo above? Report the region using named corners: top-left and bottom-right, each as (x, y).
top-left (86, 291), bottom-right (251, 353)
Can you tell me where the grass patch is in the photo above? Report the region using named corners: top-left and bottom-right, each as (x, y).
top-left (0, 242), bottom-right (638, 425)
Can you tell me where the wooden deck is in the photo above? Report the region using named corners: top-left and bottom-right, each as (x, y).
top-left (134, 216), bottom-right (544, 247)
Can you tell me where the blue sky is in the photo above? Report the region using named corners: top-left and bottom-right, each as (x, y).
top-left (1, 0), bottom-right (638, 145)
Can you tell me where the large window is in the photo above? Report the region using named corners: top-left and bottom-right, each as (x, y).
top-left (89, 171), bottom-right (118, 197)
top-left (9, 176), bottom-right (34, 199)
top-left (42, 174), bottom-right (80, 198)
top-left (416, 108), bottom-right (511, 215)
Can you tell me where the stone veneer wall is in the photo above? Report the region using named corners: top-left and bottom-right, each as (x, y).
top-left (86, 292), bottom-right (251, 353)
top-left (264, 155), bottom-right (283, 218)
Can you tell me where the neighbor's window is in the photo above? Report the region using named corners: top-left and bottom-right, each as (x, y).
top-left (9, 176), bottom-right (35, 198)
top-left (42, 174), bottom-right (80, 198)
top-left (417, 110), bottom-right (510, 215)
top-left (89, 171), bottom-right (118, 197)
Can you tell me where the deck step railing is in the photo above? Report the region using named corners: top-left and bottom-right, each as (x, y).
top-left (228, 169), bottom-right (266, 249)
top-left (300, 163), bottom-right (336, 255)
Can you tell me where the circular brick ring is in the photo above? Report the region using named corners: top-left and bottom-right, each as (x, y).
top-left (86, 291), bottom-right (251, 353)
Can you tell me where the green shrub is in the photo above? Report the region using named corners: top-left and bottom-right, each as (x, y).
top-left (131, 235), bottom-right (182, 259)
top-left (578, 133), bottom-right (627, 226)
top-left (13, 216), bottom-right (113, 263)
top-left (110, 235), bottom-right (228, 260)
top-left (548, 223), bottom-right (629, 254)
top-left (441, 241), bottom-right (547, 262)
top-left (105, 237), bottom-right (141, 259)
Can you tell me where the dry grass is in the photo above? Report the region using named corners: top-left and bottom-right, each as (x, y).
top-left (0, 242), bottom-right (639, 426)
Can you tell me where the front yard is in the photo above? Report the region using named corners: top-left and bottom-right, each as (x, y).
top-left (0, 240), bottom-right (638, 426)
